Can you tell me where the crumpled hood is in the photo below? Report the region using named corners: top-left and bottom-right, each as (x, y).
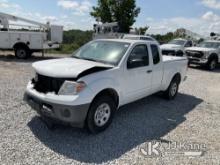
top-left (32, 58), bottom-right (113, 78)
top-left (185, 47), bottom-right (216, 52)
top-left (160, 44), bottom-right (182, 50)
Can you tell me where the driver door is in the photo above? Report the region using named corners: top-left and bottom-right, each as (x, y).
top-left (122, 44), bottom-right (153, 104)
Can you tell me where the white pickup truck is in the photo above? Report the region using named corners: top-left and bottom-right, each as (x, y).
top-left (24, 39), bottom-right (188, 133)
top-left (186, 40), bottom-right (220, 70)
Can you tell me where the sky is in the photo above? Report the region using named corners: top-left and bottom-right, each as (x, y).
top-left (1, 0), bottom-right (220, 36)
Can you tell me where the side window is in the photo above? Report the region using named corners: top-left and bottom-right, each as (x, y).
top-left (185, 41), bottom-right (192, 47)
top-left (127, 44), bottom-right (149, 69)
top-left (150, 45), bottom-right (160, 65)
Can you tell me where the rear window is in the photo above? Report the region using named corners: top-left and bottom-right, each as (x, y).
top-left (150, 45), bottom-right (160, 65)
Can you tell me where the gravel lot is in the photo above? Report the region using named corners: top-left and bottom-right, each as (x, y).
top-left (0, 53), bottom-right (220, 165)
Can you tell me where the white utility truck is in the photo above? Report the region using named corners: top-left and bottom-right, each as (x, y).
top-left (93, 22), bottom-right (122, 39)
top-left (160, 38), bottom-right (193, 56)
top-left (24, 39), bottom-right (188, 133)
top-left (186, 40), bottom-right (220, 70)
top-left (0, 12), bottom-right (63, 59)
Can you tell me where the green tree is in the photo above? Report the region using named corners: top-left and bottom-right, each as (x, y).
top-left (90, 0), bottom-right (140, 33)
top-left (91, 0), bottom-right (112, 23)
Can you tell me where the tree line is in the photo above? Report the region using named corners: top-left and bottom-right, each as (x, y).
top-left (49, 29), bottom-right (182, 54)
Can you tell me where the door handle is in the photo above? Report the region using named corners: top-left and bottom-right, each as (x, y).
top-left (147, 70), bottom-right (153, 73)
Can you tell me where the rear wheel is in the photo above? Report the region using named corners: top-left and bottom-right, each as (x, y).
top-left (15, 47), bottom-right (30, 59)
top-left (164, 77), bottom-right (180, 100)
top-left (207, 58), bottom-right (217, 70)
top-left (86, 95), bottom-right (116, 134)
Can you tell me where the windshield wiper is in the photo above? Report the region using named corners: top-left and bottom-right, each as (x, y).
top-left (81, 57), bottom-right (101, 62)
top-left (72, 56), bottom-right (81, 59)
top-left (73, 56), bottom-right (113, 66)
top-left (72, 56), bottom-right (100, 62)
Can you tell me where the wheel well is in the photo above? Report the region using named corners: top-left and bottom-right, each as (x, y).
top-left (209, 54), bottom-right (218, 61)
top-left (177, 50), bottom-right (183, 53)
top-left (91, 88), bottom-right (119, 107)
top-left (13, 42), bottom-right (29, 50)
top-left (176, 50), bottom-right (184, 57)
top-left (172, 73), bottom-right (181, 84)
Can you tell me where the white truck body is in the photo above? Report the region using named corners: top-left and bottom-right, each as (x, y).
top-left (0, 28), bottom-right (63, 50)
top-left (24, 39), bottom-right (188, 132)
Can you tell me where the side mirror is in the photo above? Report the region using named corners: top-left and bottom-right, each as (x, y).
top-left (127, 56), bottom-right (144, 69)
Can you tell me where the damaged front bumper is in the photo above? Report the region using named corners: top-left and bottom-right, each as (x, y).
top-left (23, 82), bottom-right (90, 128)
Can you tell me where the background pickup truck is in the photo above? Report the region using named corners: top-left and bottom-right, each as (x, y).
top-left (160, 38), bottom-right (193, 56)
top-left (186, 40), bottom-right (220, 70)
top-left (24, 39), bottom-right (188, 133)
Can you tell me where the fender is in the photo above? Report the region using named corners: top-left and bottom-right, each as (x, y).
top-left (82, 77), bottom-right (122, 105)
top-left (161, 68), bottom-right (182, 91)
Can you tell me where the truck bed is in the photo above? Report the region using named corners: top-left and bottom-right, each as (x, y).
top-left (162, 55), bottom-right (187, 62)
top-left (161, 55), bottom-right (188, 90)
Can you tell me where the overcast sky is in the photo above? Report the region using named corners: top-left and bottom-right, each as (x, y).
top-left (1, 0), bottom-right (220, 36)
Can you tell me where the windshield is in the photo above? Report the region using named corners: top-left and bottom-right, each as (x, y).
top-left (168, 40), bottom-right (186, 46)
top-left (198, 42), bottom-right (220, 49)
top-left (72, 41), bottom-right (130, 65)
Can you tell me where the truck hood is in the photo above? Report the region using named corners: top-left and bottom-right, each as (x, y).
top-left (160, 44), bottom-right (182, 50)
top-left (32, 58), bottom-right (113, 78)
top-left (185, 47), bottom-right (216, 52)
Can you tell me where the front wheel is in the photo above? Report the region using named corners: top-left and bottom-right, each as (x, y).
top-left (164, 77), bottom-right (180, 100)
top-left (86, 95), bottom-right (116, 134)
top-left (207, 59), bottom-right (217, 70)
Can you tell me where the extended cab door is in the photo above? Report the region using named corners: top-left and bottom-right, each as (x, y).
top-left (122, 44), bottom-right (153, 104)
top-left (150, 44), bottom-right (164, 93)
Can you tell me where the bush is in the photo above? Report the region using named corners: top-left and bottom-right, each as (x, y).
top-left (47, 29), bottom-right (93, 54)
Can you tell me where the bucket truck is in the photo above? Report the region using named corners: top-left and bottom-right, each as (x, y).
top-left (0, 12), bottom-right (63, 59)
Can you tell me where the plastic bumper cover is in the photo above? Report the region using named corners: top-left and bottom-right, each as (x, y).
top-left (24, 92), bottom-right (90, 128)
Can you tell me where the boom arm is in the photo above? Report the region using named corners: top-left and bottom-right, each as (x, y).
top-left (0, 12), bottom-right (49, 29)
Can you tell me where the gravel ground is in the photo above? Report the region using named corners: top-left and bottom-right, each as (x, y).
top-left (0, 53), bottom-right (220, 165)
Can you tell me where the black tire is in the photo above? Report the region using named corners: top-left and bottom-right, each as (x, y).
top-left (15, 47), bottom-right (30, 59)
top-left (207, 58), bottom-right (217, 71)
top-left (176, 50), bottom-right (184, 57)
top-left (164, 77), bottom-right (180, 100)
top-left (86, 95), bottom-right (116, 134)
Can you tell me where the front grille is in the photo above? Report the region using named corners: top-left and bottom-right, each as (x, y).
top-left (162, 50), bottom-right (176, 56)
top-left (33, 74), bottom-right (75, 94)
top-left (186, 51), bottom-right (204, 58)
